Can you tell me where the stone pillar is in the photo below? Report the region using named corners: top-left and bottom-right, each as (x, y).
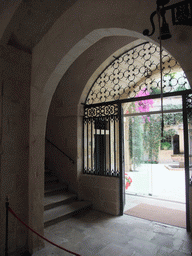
top-left (0, 45), bottom-right (31, 255)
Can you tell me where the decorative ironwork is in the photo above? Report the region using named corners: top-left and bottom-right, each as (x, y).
top-left (84, 104), bottom-right (119, 118)
top-left (84, 41), bottom-right (191, 179)
top-left (86, 42), bottom-right (190, 105)
top-left (143, 0), bottom-right (192, 39)
top-left (172, 1), bottom-right (192, 26)
top-left (84, 103), bottom-right (120, 177)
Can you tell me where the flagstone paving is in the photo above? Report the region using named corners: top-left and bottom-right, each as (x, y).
top-left (32, 208), bottom-right (192, 256)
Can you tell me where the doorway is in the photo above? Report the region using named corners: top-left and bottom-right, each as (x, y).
top-left (122, 94), bottom-right (187, 228)
top-left (83, 41), bottom-right (192, 230)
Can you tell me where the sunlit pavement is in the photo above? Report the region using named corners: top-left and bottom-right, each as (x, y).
top-left (125, 163), bottom-right (185, 203)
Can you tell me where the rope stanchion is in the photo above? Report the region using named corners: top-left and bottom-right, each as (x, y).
top-left (5, 197), bottom-right (9, 256)
top-left (8, 207), bottom-right (82, 256)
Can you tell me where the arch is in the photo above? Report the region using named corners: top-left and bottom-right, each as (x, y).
top-left (85, 41), bottom-right (190, 105)
top-left (31, 30), bottom-right (191, 245)
top-left (0, 0), bottom-right (192, 253)
top-left (28, 1), bottom-right (192, 252)
top-left (29, 29), bottom-right (146, 251)
top-left (81, 40), bottom-right (190, 177)
top-left (80, 39), bottom-right (192, 228)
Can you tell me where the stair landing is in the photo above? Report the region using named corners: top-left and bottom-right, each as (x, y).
top-left (44, 200), bottom-right (92, 227)
top-left (44, 169), bottom-right (92, 227)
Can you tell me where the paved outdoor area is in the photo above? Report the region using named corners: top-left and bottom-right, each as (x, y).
top-left (124, 194), bottom-right (186, 212)
top-left (32, 209), bottom-right (192, 256)
top-left (125, 163), bottom-right (186, 203)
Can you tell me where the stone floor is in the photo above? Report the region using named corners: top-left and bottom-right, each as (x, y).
top-left (33, 201), bottom-right (192, 256)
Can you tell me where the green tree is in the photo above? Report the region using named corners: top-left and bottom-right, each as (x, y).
top-left (129, 116), bottom-right (143, 170)
top-left (143, 115), bottom-right (161, 162)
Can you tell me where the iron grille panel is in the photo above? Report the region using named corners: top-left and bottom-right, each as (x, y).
top-left (84, 103), bottom-right (119, 119)
top-left (83, 41), bottom-right (191, 178)
top-left (84, 103), bottom-right (120, 177)
top-left (86, 42), bottom-right (190, 105)
top-left (172, 1), bottom-right (192, 26)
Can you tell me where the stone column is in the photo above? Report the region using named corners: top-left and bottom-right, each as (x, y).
top-left (0, 45), bottom-right (31, 255)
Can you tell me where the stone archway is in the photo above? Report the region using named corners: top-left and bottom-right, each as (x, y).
top-left (30, 32), bottom-right (192, 253)
top-left (25, 2), bottom-right (192, 254)
top-left (1, 0), bottom-right (192, 254)
top-left (29, 30), bottom-right (144, 252)
top-left (78, 39), bottom-right (191, 220)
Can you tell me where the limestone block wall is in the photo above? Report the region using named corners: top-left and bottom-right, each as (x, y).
top-left (159, 150), bottom-right (173, 164)
top-left (79, 174), bottom-right (120, 215)
top-left (45, 136), bottom-right (77, 193)
top-left (0, 45), bottom-right (31, 255)
top-left (46, 114), bottom-right (78, 193)
top-left (1, 0), bottom-right (192, 254)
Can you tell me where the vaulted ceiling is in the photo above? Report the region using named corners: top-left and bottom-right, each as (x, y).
top-left (3, 0), bottom-right (78, 53)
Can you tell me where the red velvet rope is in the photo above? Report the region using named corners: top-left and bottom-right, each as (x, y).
top-left (8, 207), bottom-right (82, 256)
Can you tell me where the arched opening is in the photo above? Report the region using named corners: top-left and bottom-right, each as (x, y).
top-left (1, 0), bottom-right (192, 253)
top-left (83, 40), bottom-right (192, 229)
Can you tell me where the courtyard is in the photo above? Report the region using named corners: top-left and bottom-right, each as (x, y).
top-left (125, 163), bottom-right (186, 203)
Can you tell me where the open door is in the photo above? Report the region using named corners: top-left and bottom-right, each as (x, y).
top-left (183, 93), bottom-right (192, 232)
top-left (120, 105), bottom-right (125, 215)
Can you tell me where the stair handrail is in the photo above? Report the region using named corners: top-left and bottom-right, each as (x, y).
top-left (46, 138), bottom-right (75, 164)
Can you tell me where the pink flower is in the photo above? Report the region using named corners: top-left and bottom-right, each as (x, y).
top-left (126, 182), bottom-right (130, 189)
top-left (125, 175), bottom-right (132, 189)
top-left (135, 88), bottom-right (154, 122)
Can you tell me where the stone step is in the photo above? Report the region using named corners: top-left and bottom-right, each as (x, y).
top-left (45, 179), bottom-right (59, 187)
top-left (45, 176), bottom-right (59, 188)
top-left (44, 191), bottom-right (77, 210)
top-left (44, 168), bottom-right (54, 175)
top-left (45, 175), bottom-right (59, 184)
top-left (44, 201), bottom-right (92, 227)
top-left (44, 183), bottom-right (68, 196)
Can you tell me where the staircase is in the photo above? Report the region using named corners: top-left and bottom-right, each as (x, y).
top-left (44, 169), bottom-right (92, 227)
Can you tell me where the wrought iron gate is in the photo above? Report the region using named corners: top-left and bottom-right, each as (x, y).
top-left (83, 103), bottom-right (121, 177)
top-left (83, 41), bottom-right (192, 219)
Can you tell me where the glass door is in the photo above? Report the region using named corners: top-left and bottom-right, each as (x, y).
top-left (124, 113), bottom-right (161, 197)
top-left (183, 93), bottom-right (192, 232)
top-left (123, 96), bottom-right (186, 203)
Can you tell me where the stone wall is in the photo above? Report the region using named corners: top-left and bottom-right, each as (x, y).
top-left (0, 45), bottom-right (31, 255)
top-left (45, 130), bottom-right (77, 193)
top-left (46, 101), bottom-right (78, 193)
top-left (159, 150), bottom-right (173, 164)
top-left (79, 174), bottom-right (120, 215)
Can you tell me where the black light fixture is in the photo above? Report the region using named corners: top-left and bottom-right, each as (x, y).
top-left (158, 8), bottom-right (172, 40)
top-left (143, 0), bottom-right (192, 40)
